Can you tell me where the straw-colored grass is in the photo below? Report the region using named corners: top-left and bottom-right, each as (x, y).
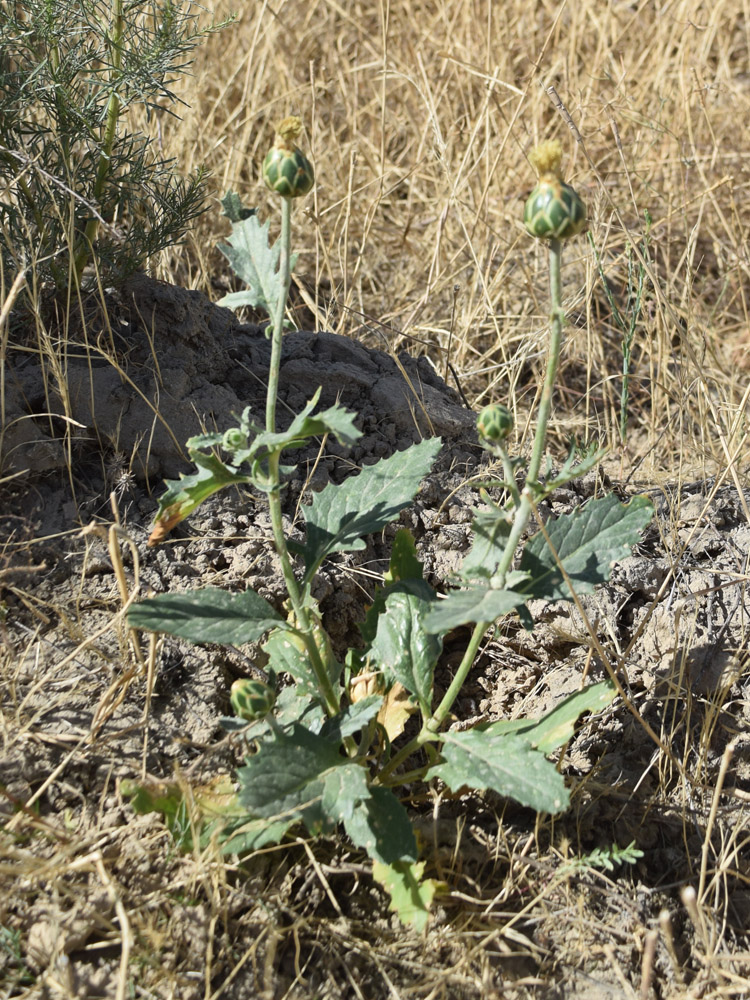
top-left (145, 0), bottom-right (750, 486)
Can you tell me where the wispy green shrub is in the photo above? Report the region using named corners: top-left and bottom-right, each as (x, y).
top-left (0, 0), bottom-right (229, 292)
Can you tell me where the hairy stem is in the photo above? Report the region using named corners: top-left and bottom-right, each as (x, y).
top-left (266, 197), bottom-right (291, 432)
top-left (412, 239), bottom-right (566, 744)
top-left (527, 239), bottom-right (563, 486)
top-left (495, 440), bottom-right (521, 508)
top-left (375, 728), bottom-right (437, 785)
top-left (263, 197), bottom-right (339, 717)
top-left (424, 619), bottom-right (487, 734)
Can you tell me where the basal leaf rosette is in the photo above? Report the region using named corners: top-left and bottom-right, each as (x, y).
top-left (523, 140), bottom-right (586, 241)
top-left (262, 116), bottom-right (315, 199)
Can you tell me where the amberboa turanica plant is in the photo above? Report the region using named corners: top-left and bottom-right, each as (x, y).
top-left (126, 125), bottom-right (653, 927)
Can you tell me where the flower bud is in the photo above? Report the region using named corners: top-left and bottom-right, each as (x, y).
top-left (230, 678), bottom-right (276, 721)
top-left (477, 403), bottom-right (514, 443)
top-left (523, 140), bottom-right (586, 241)
top-left (262, 116), bottom-right (315, 199)
top-left (222, 427), bottom-right (246, 452)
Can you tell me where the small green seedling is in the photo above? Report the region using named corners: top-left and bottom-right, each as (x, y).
top-left (127, 127), bottom-right (653, 927)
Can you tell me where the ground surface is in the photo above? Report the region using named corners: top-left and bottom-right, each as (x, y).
top-left (2, 278), bottom-right (749, 998)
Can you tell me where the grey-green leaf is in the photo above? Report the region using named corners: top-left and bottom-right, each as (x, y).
top-left (519, 494), bottom-right (654, 601)
top-left (147, 452), bottom-right (252, 543)
top-left (342, 786), bottom-right (417, 864)
top-left (128, 587), bottom-right (281, 644)
top-left (294, 438), bottom-right (442, 580)
top-left (321, 767), bottom-right (418, 864)
top-left (459, 508), bottom-right (512, 581)
top-left (423, 585), bottom-right (527, 632)
top-left (237, 724), bottom-right (342, 835)
top-left (488, 679), bottom-right (616, 753)
top-left (216, 213), bottom-right (298, 319)
top-left (427, 729), bottom-right (568, 814)
top-left (251, 397), bottom-right (362, 456)
top-left (369, 586), bottom-right (443, 714)
top-left (319, 695), bottom-right (383, 744)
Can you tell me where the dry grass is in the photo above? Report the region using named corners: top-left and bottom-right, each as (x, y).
top-left (2, 0), bottom-right (750, 996)
top-left (148, 0), bottom-right (750, 481)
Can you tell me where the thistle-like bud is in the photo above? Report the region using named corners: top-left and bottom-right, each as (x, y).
top-left (523, 140), bottom-right (586, 241)
top-left (230, 678), bottom-right (276, 721)
top-left (477, 403), bottom-right (514, 443)
top-left (262, 116), bottom-right (315, 199)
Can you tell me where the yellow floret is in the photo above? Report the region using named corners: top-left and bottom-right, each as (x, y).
top-left (276, 115), bottom-right (303, 146)
top-left (528, 139), bottom-right (563, 179)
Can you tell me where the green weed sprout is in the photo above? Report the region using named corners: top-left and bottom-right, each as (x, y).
top-left (126, 131), bottom-right (653, 928)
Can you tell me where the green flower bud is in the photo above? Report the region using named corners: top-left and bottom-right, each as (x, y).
top-left (230, 678), bottom-right (276, 721)
top-left (222, 427), bottom-right (246, 452)
top-left (477, 403), bottom-right (514, 443)
top-left (262, 116), bottom-right (315, 199)
top-left (523, 140), bottom-right (586, 241)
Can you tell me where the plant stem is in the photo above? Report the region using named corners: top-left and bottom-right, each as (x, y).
top-left (263, 197), bottom-right (340, 717)
top-left (495, 441), bottom-right (521, 508)
top-left (266, 455), bottom-right (340, 717)
top-left (414, 239), bottom-right (567, 744)
top-left (527, 239), bottom-right (564, 486)
top-left (376, 728), bottom-right (437, 785)
top-left (424, 619), bottom-right (487, 734)
top-left (266, 197), bottom-right (291, 433)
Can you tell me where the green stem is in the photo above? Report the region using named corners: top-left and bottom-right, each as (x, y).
top-left (403, 238), bottom-right (567, 749)
top-left (266, 197), bottom-right (291, 432)
top-left (425, 619), bottom-right (488, 734)
top-left (527, 239), bottom-right (564, 486)
top-left (262, 196), bottom-right (339, 717)
top-left (495, 440), bottom-right (521, 508)
top-left (376, 728), bottom-right (437, 785)
top-left (266, 456), bottom-right (339, 717)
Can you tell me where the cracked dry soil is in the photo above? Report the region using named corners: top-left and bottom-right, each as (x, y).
top-left (2, 275), bottom-right (749, 998)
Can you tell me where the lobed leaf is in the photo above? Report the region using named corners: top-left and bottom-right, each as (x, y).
top-left (216, 212), bottom-right (297, 320)
top-left (250, 395), bottom-right (362, 455)
top-left (519, 494), bottom-right (654, 601)
top-left (128, 587), bottom-right (281, 644)
top-left (372, 860), bottom-right (439, 932)
top-left (423, 585), bottom-right (527, 632)
top-left (319, 695), bottom-right (383, 744)
top-left (237, 724), bottom-right (342, 835)
top-left (237, 723), bottom-right (417, 864)
top-left (427, 729), bottom-right (568, 814)
top-left (147, 452), bottom-right (251, 545)
top-left (489, 679), bottom-right (616, 753)
top-left (459, 508), bottom-right (512, 581)
top-left (292, 438), bottom-right (442, 580)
